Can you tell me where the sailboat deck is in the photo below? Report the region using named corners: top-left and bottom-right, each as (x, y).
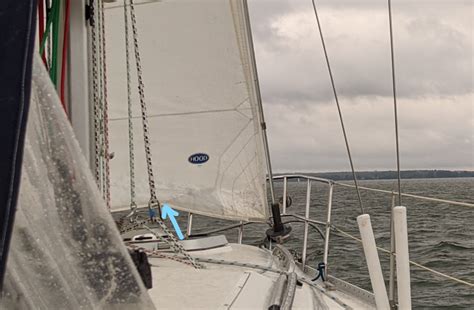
top-left (147, 243), bottom-right (375, 309)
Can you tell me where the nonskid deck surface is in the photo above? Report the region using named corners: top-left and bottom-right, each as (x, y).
top-left (146, 243), bottom-right (375, 309)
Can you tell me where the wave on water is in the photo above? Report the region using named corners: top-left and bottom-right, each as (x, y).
top-left (433, 240), bottom-right (472, 250)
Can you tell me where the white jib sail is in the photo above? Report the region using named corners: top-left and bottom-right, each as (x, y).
top-left (105, 0), bottom-right (268, 221)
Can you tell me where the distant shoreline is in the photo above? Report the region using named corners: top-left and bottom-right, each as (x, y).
top-left (274, 170), bottom-right (474, 181)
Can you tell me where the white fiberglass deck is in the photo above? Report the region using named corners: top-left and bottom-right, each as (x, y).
top-left (146, 243), bottom-right (375, 309)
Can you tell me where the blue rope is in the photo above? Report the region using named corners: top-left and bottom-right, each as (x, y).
top-left (148, 207), bottom-right (157, 220)
top-left (312, 262), bottom-right (326, 282)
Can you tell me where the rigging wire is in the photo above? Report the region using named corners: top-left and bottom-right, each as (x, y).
top-left (99, 0), bottom-right (112, 210)
top-left (388, 0), bottom-right (402, 205)
top-left (88, 0), bottom-right (111, 210)
top-left (90, 0), bottom-right (105, 198)
top-left (128, 0), bottom-right (160, 214)
top-left (97, 0), bottom-right (105, 198)
top-left (310, 0), bottom-right (364, 214)
top-left (117, 0), bottom-right (201, 268)
top-left (387, 4), bottom-right (402, 303)
top-left (242, 0), bottom-right (277, 206)
top-left (123, 0), bottom-right (138, 213)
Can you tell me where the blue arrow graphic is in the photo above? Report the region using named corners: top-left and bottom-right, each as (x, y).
top-left (161, 204), bottom-right (184, 240)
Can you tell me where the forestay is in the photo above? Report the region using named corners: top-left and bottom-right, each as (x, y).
top-left (105, 0), bottom-right (268, 221)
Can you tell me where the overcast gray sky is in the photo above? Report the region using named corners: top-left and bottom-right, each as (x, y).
top-left (248, 0), bottom-right (473, 172)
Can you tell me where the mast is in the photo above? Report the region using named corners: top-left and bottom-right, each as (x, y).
top-left (242, 0), bottom-right (276, 205)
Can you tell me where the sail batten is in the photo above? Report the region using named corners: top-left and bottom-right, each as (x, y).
top-left (106, 0), bottom-right (268, 221)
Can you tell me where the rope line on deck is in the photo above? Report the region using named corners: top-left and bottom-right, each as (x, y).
top-left (331, 225), bottom-right (474, 288)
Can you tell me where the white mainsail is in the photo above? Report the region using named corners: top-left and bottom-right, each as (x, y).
top-left (105, 0), bottom-right (269, 221)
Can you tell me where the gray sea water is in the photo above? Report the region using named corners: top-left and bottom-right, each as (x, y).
top-left (177, 177), bottom-right (474, 309)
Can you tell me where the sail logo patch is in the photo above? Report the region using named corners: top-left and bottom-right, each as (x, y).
top-left (188, 153), bottom-right (209, 165)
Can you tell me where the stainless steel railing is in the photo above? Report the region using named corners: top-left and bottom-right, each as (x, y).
top-left (271, 174), bottom-right (474, 303)
top-left (272, 175), bottom-right (334, 271)
top-left (185, 174), bottom-right (474, 296)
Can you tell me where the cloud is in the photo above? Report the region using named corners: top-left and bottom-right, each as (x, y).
top-left (265, 94), bottom-right (473, 172)
top-left (250, 1), bottom-right (473, 102)
top-left (248, 0), bottom-right (473, 171)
